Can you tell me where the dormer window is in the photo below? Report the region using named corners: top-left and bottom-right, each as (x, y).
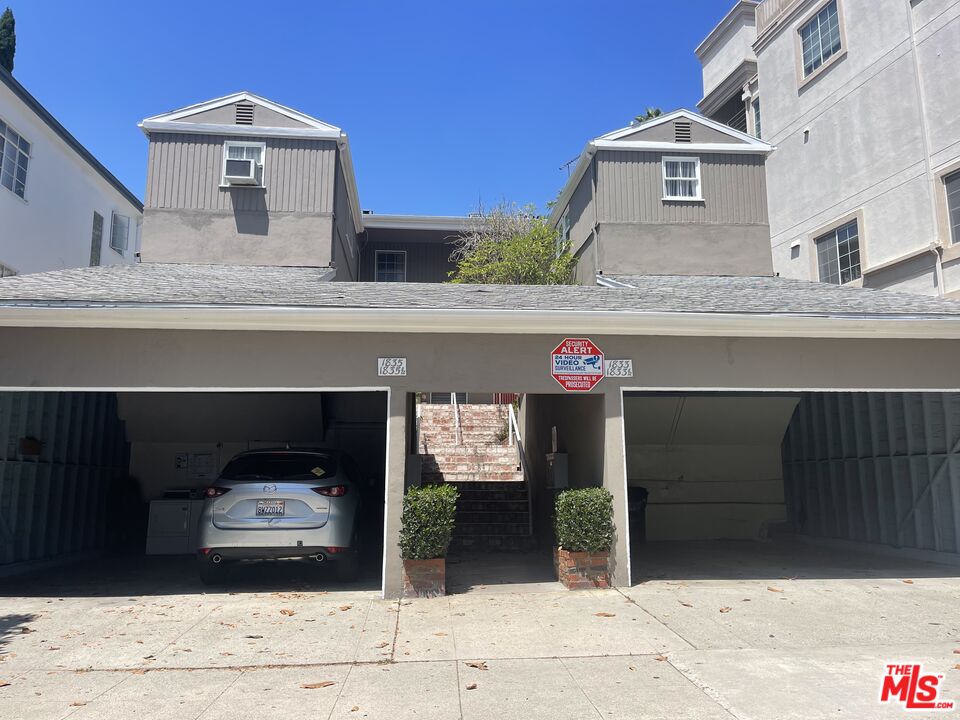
top-left (222, 141), bottom-right (264, 187)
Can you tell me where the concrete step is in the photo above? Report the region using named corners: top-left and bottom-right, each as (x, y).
top-left (420, 462), bottom-right (519, 476)
top-left (421, 470), bottom-right (524, 483)
top-left (455, 522), bottom-right (530, 536)
top-left (457, 499), bottom-right (529, 513)
top-left (456, 510), bottom-right (529, 524)
top-left (449, 534), bottom-right (538, 553)
top-left (453, 488), bottom-right (528, 502)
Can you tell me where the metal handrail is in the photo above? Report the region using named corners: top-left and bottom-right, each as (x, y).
top-left (452, 393), bottom-right (462, 446)
top-left (508, 400), bottom-right (534, 536)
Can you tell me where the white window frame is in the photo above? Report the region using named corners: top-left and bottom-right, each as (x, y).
top-left (0, 115), bottom-right (31, 200)
top-left (221, 140), bottom-right (266, 187)
top-left (661, 156), bottom-right (702, 202)
top-left (109, 211), bottom-right (130, 255)
top-left (374, 250), bottom-right (407, 282)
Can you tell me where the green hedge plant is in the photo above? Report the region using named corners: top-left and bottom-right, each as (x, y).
top-left (554, 487), bottom-right (614, 553)
top-left (399, 484), bottom-right (459, 560)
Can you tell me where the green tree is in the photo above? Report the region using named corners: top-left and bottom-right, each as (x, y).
top-left (449, 202), bottom-right (576, 285)
top-left (0, 8), bottom-right (14, 73)
top-left (634, 107), bottom-right (662, 124)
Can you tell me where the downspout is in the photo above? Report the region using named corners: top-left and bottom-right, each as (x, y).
top-left (906, 0), bottom-right (944, 297)
top-left (591, 150), bottom-right (601, 279)
top-left (929, 244), bottom-right (945, 296)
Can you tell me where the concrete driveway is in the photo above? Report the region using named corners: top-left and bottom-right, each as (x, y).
top-left (1, 540), bottom-right (959, 719)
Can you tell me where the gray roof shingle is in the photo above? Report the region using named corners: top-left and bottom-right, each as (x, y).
top-left (0, 264), bottom-right (959, 318)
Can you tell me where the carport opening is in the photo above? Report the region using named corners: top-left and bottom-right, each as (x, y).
top-left (624, 391), bottom-right (960, 584)
top-left (0, 390), bottom-right (388, 595)
top-left (413, 391), bottom-right (606, 592)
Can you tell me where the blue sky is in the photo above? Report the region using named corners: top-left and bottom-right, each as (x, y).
top-left (10, 0), bottom-right (733, 215)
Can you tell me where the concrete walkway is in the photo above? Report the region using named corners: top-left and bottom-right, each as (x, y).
top-left (1, 542), bottom-right (959, 719)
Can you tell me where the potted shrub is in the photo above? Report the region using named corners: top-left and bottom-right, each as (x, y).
top-left (399, 484), bottom-right (458, 598)
top-left (553, 487), bottom-right (614, 590)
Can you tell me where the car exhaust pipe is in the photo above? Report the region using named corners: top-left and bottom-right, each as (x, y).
top-left (211, 553), bottom-right (223, 564)
top-left (313, 553), bottom-right (326, 563)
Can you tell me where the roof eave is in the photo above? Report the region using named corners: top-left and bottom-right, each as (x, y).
top-left (138, 119), bottom-right (342, 140)
top-left (0, 304), bottom-right (958, 340)
top-left (549, 142), bottom-right (596, 227)
top-left (0, 68), bottom-right (143, 212)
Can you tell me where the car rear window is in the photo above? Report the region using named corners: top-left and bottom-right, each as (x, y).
top-left (220, 453), bottom-right (338, 481)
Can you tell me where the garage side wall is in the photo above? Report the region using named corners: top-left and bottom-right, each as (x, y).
top-left (783, 392), bottom-right (960, 555)
top-left (0, 392), bottom-right (129, 567)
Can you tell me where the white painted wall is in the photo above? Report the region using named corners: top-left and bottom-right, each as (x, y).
top-left (699, 6), bottom-right (758, 100)
top-left (0, 81), bottom-right (142, 275)
top-left (756, 0), bottom-right (960, 295)
top-left (624, 395), bottom-right (799, 541)
top-left (117, 392), bottom-right (326, 500)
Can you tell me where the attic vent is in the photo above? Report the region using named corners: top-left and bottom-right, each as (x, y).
top-left (235, 103), bottom-right (255, 125)
top-left (674, 120), bottom-right (692, 143)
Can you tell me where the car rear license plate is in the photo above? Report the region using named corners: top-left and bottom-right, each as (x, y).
top-left (256, 500), bottom-right (285, 516)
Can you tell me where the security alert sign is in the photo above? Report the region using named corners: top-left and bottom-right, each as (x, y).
top-left (551, 338), bottom-right (604, 392)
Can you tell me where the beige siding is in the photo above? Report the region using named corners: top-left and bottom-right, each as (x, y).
top-left (596, 150), bottom-right (768, 225)
top-left (145, 133), bottom-right (337, 214)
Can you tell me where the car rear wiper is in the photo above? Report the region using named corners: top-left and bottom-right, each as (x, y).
top-left (228, 473), bottom-right (274, 481)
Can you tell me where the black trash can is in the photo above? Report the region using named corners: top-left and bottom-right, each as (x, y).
top-left (627, 486), bottom-right (649, 544)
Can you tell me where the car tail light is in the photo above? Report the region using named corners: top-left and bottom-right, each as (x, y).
top-left (198, 548), bottom-right (212, 556)
top-left (325, 546), bottom-right (345, 554)
top-left (205, 486), bottom-right (231, 498)
top-left (312, 485), bottom-right (347, 497)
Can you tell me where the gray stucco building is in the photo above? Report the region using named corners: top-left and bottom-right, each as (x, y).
top-left (697, 0), bottom-right (960, 298)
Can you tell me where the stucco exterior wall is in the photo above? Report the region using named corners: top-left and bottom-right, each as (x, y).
top-left (141, 133), bottom-right (338, 267)
top-left (599, 222), bottom-right (772, 276)
top-left (698, 4), bottom-right (759, 102)
top-left (0, 82), bottom-right (142, 275)
top-left (141, 209), bottom-right (333, 266)
top-left (3, 325), bottom-right (960, 595)
top-left (757, 0), bottom-right (960, 295)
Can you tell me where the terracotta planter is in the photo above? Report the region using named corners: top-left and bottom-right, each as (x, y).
top-left (554, 547), bottom-right (610, 590)
top-left (401, 558), bottom-right (446, 598)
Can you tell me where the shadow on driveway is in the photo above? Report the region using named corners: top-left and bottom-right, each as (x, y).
top-left (0, 555), bottom-right (382, 599)
top-left (632, 538), bottom-right (960, 584)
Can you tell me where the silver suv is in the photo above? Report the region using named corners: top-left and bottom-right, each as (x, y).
top-left (196, 448), bottom-right (362, 583)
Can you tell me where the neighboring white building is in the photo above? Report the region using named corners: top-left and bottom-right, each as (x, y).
top-left (697, 0), bottom-right (960, 299)
top-left (0, 67), bottom-right (142, 276)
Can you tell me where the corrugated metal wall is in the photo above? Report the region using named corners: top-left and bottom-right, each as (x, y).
top-left (0, 392), bottom-right (129, 566)
top-left (145, 133), bottom-right (338, 213)
top-left (783, 392), bottom-right (960, 554)
top-left (596, 151), bottom-right (768, 225)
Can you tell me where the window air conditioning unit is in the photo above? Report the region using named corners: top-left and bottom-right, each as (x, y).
top-left (224, 158), bottom-right (259, 185)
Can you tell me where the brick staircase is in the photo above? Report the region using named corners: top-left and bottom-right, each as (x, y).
top-left (418, 403), bottom-right (535, 553)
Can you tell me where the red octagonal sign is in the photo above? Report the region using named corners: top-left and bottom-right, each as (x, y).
top-left (551, 337), bottom-right (604, 392)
